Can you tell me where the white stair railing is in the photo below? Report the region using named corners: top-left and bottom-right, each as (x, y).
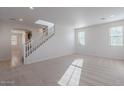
top-left (23, 26), bottom-right (55, 64)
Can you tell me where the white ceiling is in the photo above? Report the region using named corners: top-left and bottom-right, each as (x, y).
top-left (0, 7), bottom-right (124, 29)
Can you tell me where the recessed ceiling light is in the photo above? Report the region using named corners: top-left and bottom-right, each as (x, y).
top-left (19, 18), bottom-right (23, 21)
top-left (29, 7), bottom-right (34, 10)
top-left (110, 15), bottom-right (115, 18)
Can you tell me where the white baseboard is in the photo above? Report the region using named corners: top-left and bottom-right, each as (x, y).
top-left (76, 52), bottom-right (124, 61)
top-left (26, 52), bottom-right (74, 64)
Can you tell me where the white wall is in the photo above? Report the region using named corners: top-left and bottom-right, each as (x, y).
top-left (75, 20), bottom-right (124, 60)
top-left (0, 23), bottom-right (11, 61)
top-left (26, 25), bottom-right (75, 64)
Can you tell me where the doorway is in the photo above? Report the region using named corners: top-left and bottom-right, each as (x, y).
top-left (11, 30), bottom-right (27, 67)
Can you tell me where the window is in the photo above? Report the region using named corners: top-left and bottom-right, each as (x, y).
top-left (110, 26), bottom-right (123, 46)
top-left (78, 31), bottom-right (85, 46)
top-left (11, 35), bottom-right (17, 45)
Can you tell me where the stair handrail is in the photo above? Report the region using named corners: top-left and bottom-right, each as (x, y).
top-left (23, 26), bottom-right (55, 64)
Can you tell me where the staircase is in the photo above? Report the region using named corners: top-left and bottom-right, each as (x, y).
top-left (23, 24), bottom-right (55, 64)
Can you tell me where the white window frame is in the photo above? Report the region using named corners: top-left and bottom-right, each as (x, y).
top-left (109, 26), bottom-right (124, 46)
top-left (77, 31), bottom-right (85, 46)
top-left (11, 35), bottom-right (18, 45)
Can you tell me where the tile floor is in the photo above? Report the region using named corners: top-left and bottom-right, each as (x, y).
top-left (0, 54), bottom-right (124, 86)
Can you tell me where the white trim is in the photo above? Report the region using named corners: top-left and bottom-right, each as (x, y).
top-left (109, 26), bottom-right (124, 47)
top-left (25, 52), bottom-right (74, 64)
top-left (76, 30), bottom-right (85, 46)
